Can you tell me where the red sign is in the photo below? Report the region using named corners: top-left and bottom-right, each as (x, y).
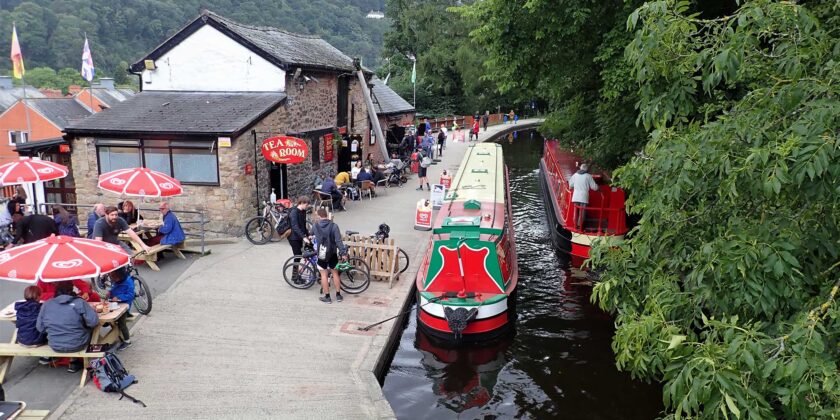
top-left (261, 136), bottom-right (309, 164)
top-left (323, 133), bottom-right (334, 162)
top-left (338, 126), bottom-right (347, 135)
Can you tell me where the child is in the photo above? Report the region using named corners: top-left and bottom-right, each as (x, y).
top-left (15, 286), bottom-right (47, 346)
top-left (107, 268), bottom-right (135, 351)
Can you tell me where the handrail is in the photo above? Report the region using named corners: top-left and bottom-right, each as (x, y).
top-left (37, 201), bottom-right (207, 254)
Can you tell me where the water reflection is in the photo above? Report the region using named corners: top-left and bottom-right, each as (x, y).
top-left (382, 130), bottom-right (662, 419)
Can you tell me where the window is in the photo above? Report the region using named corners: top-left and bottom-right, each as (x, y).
top-left (310, 136), bottom-right (320, 169)
top-left (337, 76), bottom-right (349, 127)
top-left (8, 131), bottom-right (29, 145)
top-left (96, 139), bottom-right (219, 185)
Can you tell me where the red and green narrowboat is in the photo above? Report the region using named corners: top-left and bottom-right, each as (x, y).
top-left (539, 139), bottom-right (628, 266)
top-left (416, 143), bottom-right (518, 342)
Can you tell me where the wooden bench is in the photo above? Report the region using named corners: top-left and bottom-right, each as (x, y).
top-left (131, 242), bottom-right (186, 271)
top-left (0, 343), bottom-right (104, 387)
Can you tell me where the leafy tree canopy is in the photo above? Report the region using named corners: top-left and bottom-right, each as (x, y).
top-left (588, 0), bottom-right (840, 418)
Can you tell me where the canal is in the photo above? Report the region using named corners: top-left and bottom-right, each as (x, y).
top-left (382, 129), bottom-right (663, 419)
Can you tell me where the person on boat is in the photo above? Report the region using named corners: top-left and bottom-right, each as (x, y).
top-left (568, 163), bottom-right (600, 230)
top-left (312, 208), bottom-right (348, 304)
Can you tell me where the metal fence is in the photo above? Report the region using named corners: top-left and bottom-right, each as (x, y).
top-left (38, 202), bottom-right (207, 254)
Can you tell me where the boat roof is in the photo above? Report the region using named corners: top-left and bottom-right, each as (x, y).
top-left (438, 143), bottom-right (506, 236)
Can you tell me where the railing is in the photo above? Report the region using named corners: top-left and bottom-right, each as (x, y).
top-left (38, 202), bottom-right (208, 254)
top-left (543, 140), bottom-right (627, 236)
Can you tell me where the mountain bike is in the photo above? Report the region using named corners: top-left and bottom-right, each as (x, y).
top-left (245, 201), bottom-right (312, 245)
top-left (282, 238), bottom-right (371, 294)
top-left (91, 263), bottom-right (153, 315)
top-left (345, 223), bottom-right (409, 275)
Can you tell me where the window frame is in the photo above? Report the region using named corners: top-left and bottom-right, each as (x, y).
top-left (95, 138), bottom-right (220, 186)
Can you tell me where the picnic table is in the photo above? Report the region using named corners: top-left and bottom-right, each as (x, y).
top-left (119, 220), bottom-right (185, 271)
top-left (0, 301), bottom-right (128, 387)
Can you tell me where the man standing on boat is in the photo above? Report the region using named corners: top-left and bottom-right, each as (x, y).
top-left (568, 163), bottom-right (599, 230)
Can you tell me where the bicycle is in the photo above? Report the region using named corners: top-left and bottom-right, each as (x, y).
top-left (91, 261), bottom-right (153, 315)
top-left (282, 238), bottom-right (371, 294)
top-left (345, 223), bottom-right (409, 275)
top-left (245, 201), bottom-right (313, 245)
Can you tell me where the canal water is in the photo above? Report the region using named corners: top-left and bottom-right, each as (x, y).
top-left (382, 129), bottom-right (663, 419)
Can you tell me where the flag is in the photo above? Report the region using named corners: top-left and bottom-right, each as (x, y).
top-left (10, 25), bottom-right (24, 79)
top-left (81, 37), bottom-right (95, 82)
top-left (411, 61), bottom-right (416, 84)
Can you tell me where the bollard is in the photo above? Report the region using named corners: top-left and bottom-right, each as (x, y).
top-left (414, 199), bottom-right (433, 231)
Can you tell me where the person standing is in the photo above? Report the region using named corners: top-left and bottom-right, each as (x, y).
top-left (568, 163), bottom-right (600, 230)
top-left (416, 148), bottom-right (431, 191)
top-left (481, 112), bottom-right (489, 132)
top-left (7, 186), bottom-right (27, 226)
top-left (472, 119), bottom-right (480, 141)
top-left (312, 208), bottom-right (348, 304)
top-left (12, 213), bottom-right (58, 245)
top-left (508, 110), bottom-right (515, 123)
top-left (287, 196), bottom-right (311, 282)
top-left (437, 128), bottom-right (446, 158)
top-left (86, 203), bottom-right (105, 239)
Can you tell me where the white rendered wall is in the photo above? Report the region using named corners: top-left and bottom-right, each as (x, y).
top-left (141, 25), bottom-right (286, 92)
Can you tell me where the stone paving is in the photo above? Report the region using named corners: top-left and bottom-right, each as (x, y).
top-left (50, 119), bottom-right (542, 419)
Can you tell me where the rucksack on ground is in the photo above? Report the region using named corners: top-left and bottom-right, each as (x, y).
top-left (88, 353), bottom-right (146, 407)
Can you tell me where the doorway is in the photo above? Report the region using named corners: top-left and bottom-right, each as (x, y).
top-left (269, 162), bottom-right (288, 199)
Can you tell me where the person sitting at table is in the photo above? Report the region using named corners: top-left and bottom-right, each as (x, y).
top-left (158, 202), bottom-right (185, 246)
top-left (118, 200), bottom-right (142, 225)
top-left (94, 206), bottom-right (150, 255)
top-left (53, 205), bottom-right (80, 237)
top-left (86, 203), bottom-right (105, 239)
top-left (36, 281), bottom-right (99, 373)
top-left (356, 166), bottom-right (373, 184)
top-left (15, 286), bottom-right (47, 347)
top-left (334, 171), bottom-right (351, 186)
top-left (35, 279), bottom-right (99, 302)
top-left (321, 173), bottom-right (345, 212)
top-left (106, 267), bottom-right (134, 351)
top-left (350, 161), bottom-right (362, 180)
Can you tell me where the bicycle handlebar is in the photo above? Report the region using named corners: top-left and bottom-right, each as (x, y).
top-left (345, 230), bottom-right (359, 236)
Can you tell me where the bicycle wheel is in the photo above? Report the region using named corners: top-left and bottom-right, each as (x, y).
top-left (244, 216), bottom-right (272, 245)
top-left (133, 275), bottom-right (153, 315)
top-left (397, 248), bottom-right (410, 274)
top-left (91, 274), bottom-right (110, 297)
top-left (283, 259), bottom-right (319, 289)
top-left (339, 257), bottom-right (370, 294)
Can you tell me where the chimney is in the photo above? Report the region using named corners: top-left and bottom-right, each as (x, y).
top-left (0, 76), bottom-right (13, 90)
top-left (98, 77), bottom-right (116, 90)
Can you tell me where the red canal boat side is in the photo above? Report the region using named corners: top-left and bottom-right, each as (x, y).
top-left (416, 142), bottom-right (518, 343)
top-left (539, 139), bottom-right (628, 266)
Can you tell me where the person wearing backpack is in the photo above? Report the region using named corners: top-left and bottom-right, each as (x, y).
top-left (416, 148), bottom-right (431, 191)
top-left (312, 208), bottom-right (348, 304)
top-left (37, 281), bottom-right (99, 373)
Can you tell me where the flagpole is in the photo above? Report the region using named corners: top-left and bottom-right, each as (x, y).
top-left (13, 22), bottom-right (36, 213)
top-left (84, 34), bottom-right (95, 113)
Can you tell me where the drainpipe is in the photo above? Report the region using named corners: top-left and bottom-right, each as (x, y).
top-left (353, 58), bottom-right (389, 159)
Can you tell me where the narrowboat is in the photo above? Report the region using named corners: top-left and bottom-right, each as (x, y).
top-left (416, 143), bottom-right (518, 343)
top-left (538, 139), bottom-right (628, 266)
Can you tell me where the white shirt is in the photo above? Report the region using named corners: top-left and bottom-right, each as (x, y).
top-left (351, 165), bottom-right (362, 179)
top-left (568, 172), bottom-right (599, 204)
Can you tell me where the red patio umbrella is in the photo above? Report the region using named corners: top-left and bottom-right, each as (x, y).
top-left (0, 157), bottom-right (68, 184)
top-left (0, 235), bottom-right (129, 283)
top-left (98, 167), bottom-right (183, 197)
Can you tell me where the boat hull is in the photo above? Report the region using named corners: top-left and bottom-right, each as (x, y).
top-left (416, 288), bottom-right (517, 343)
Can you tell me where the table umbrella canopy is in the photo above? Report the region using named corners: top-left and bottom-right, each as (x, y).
top-left (0, 235), bottom-right (130, 283)
top-left (0, 157), bottom-right (68, 184)
top-left (98, 167), bottom-right (183, 197)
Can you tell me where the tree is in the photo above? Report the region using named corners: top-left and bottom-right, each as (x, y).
top-left (590, 1), bottom-right (840, 418)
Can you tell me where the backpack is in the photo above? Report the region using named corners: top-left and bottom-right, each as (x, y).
top-left (316, 223), bottom-right (337, 260)
top-left (88, 353), bottom-right (146, 407)
top-left (275, 211), bottom-right (291, 235)
top-left (420, 154), bottom-right (432, 168)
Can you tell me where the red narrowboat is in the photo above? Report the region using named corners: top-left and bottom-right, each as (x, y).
top-left (539, 139), bottom-right (628, 266)
top-left (416, 143), bottom-right (518, 343)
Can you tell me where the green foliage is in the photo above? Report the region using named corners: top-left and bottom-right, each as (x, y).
top-left (590, 0), bottom-right (840, 417)
top-left (458, 0), bottom-right (647, 169)
top-left (0, 0), bottom-right (387, 80)
top-left (381, 0), bottom-right (519, 116)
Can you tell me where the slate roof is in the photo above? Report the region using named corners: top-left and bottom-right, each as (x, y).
top-left (88, 87), bottom-right (134, 108)
top-left (64, 91), bottom-right (287, 137)
top-left (27, 98), bottom-right (92, 129)
top-left (130, 11), bottom-right (364, 74)
top-left (370, 78), bottom-right (414, 116)
top-left (0, 87), bottom-right (45, 111)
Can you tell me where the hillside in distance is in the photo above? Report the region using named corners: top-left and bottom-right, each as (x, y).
top-left (0, 0), bottom-right (388, 77)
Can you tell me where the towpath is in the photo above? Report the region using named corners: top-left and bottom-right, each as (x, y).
top-left (48, 119), bottom-right (542, 419)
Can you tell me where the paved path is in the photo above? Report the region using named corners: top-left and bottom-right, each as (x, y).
top-left (51, 120), bottom-right (542, 419)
